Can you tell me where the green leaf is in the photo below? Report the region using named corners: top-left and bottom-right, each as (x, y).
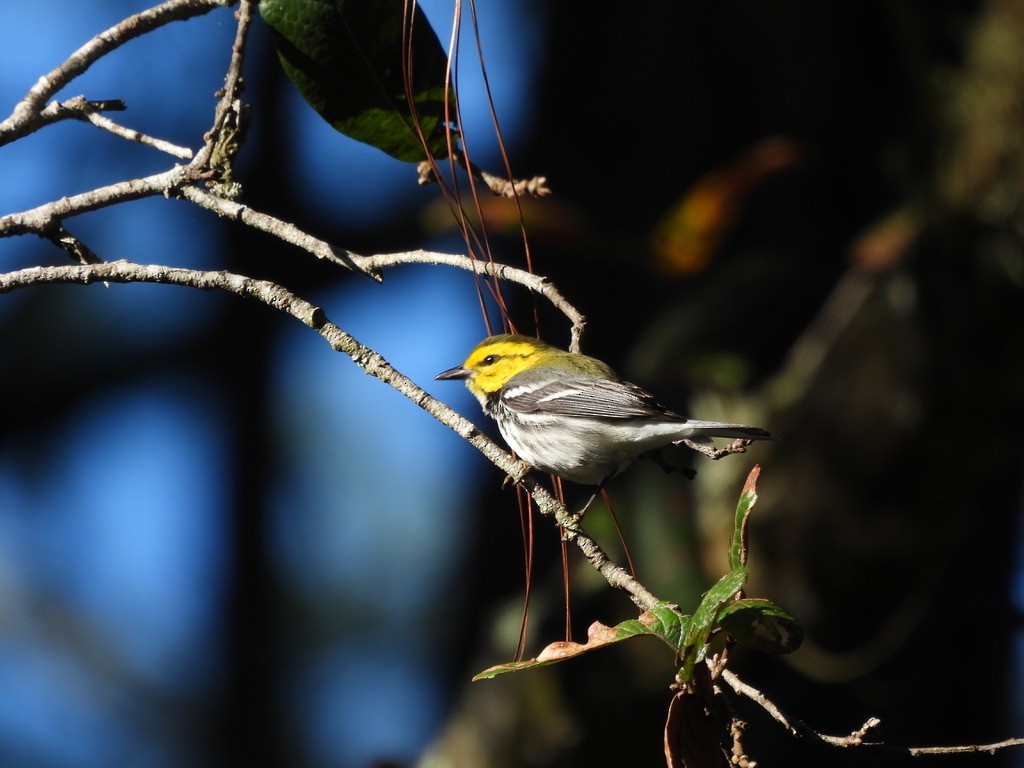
top-left (718, 598), bottom-right (804, 654)
top-left (260, 0), bottom-right (455, 162)
top-left (473, 603), bottom-right (689, 681)
top-left (729, 465), bottom-right (760, 570)
top-left (678, 566), bottom-right (748, 681)
top-left (619, 602), bottom-right (690, 651)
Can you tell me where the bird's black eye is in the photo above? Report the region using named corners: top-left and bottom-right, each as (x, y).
top-left (482, 354), bottom-right (499, 366)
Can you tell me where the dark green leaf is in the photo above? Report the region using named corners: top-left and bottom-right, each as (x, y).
top-left (618, 602), bottom-right (690, 651)
top-left (678, 566), bottom-right (748, 681)
top-left (260, 0), bottom-right (455, 162)
top-left (729, 465), bottom-right (760, 570)
top-left (718, 598), bottom-right (804, 654)
top-left (687, 567), bottom-right (749, 644)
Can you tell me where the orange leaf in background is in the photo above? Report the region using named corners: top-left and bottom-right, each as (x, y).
top-left (847, 208), bottom-right (921, 273)
top-left (420, 195), bottom-right (586, 249)
top-left (651, 136), bottom-right (802, 276)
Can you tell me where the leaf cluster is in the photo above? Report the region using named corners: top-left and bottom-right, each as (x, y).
top-left (474, 467), bottom-right (803, 685)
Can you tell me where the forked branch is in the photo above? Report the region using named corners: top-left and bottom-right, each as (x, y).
top-left (721, 668), bottom-right (1024, 758)
top-left (0, 0), bottom-right (234, 145)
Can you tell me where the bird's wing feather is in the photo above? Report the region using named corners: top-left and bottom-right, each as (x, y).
top-left (501, 373), bottom-right (681, 420)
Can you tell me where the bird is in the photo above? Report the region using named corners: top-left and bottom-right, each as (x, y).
top-left (436, 334), bottom-right (771, 488)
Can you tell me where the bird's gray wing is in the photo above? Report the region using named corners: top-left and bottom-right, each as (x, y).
top-left (500, 372), bottom-right (680, 420)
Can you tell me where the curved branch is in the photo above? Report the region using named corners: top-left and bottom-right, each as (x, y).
top-left (359, 248), bottom-right (587, 349)
top-left (0, 260), bottom-right (645, 609)
top-left (0, 0), bottom-right (587, 343)
top-left (176, 185), bottom-right (378, 277)
top-left (177, 187), bottom-right (589, 342)
top-left (2, 176), bottom-right (587, 338)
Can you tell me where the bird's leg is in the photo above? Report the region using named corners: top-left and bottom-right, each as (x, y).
top-left (560, 484), bottom-right (601, 539)
top-left (561, 479), bottom-right (609, 532)
top-left (642, 449), bottom-right (697, 480)
top-left (577, 485), bottom-right (604, 518)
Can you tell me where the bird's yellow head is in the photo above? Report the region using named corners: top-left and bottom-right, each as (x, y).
top-left (435, 334), bottom-right (561, 402)
top-left (436, 334), bottom-right (618, 406)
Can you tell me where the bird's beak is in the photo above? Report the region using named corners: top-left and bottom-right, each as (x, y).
top-left (435, 365), bottom-right (471, 381)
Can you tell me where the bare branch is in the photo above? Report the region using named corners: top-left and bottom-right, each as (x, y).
top-left (50, 225), bottom-right (101, 266)
top-left (0, 167), bottom-right (188, 239)
top-left (1, 173), bottom-right (589, 338)
top-left (179, 184), bottom-right (589, 328)
top-left (192, 0), bottom-right (254, 172)
top-left (721, 668), bottom-right (1024, 757)
top-left (360, 248), bottom-right (587, 347)
top-left (0, 0), bottom-right (588, 336)
top-left (907, 739), bottom-right (1024, 757)
top-left (23, 96), bottom-right (192, 158)
top-left (29, 96), bottom-right (125, 132)
top-left (84, 112), bottom-right (193, 158)
top-left (560, 514), bottom-right (660, 610)
top-left (680, 437), bottom-right (755, 460)
top-left (723, 667), bottom-right (885, 747)
top-left (155, 189), bottom-right (592, 333)
top-left (0, 0), bottom-right (236, 145)
top-left (417, 157), bottom-right (551, 198)
top-left (175, 185), bottom-right (377, 277)
top-left (0, 260), bottom-right (642, 608)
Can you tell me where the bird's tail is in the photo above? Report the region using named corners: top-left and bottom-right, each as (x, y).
top-left (679, 420), bottom-right (773, 444)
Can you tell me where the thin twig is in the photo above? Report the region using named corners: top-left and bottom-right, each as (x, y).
top-left (0, 0), bottom-right (589, 341)
top-left (28, 95), bottom-right (192, 158)
top-left (723, 668), bottom-right (882, 747)
top-left (907, 739), bottom-right (1024, 757)
top-left (85, 112), bottom-right (193, 158)
top-left (417, 156), bottom-right (551, 198)
top-left (179, 186), bottom-right (590, 326)
top-left (0, 0), bottom-right (235, 145)
top-left (0, 168), bottom-right (188, 238)
top-left (1, 174), bottom-right (588, 333)
top-left (680, 437), bottom-right (754, 460)
top-left (360, 248), bottom-right (587, 348)
top-left (191, 0), bottom-right (253, 172)
top-left (721, 668), bottom-right (1024, 756)
top-left (177, 185), bottom-right (377, 277)
top-left (50, 225), bottom-right (101, 266)
top-left (27, 96), bottom-right (125, 134)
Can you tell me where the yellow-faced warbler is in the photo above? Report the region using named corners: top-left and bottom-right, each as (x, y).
top-left (436, 334), bottom-right (771, 487)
